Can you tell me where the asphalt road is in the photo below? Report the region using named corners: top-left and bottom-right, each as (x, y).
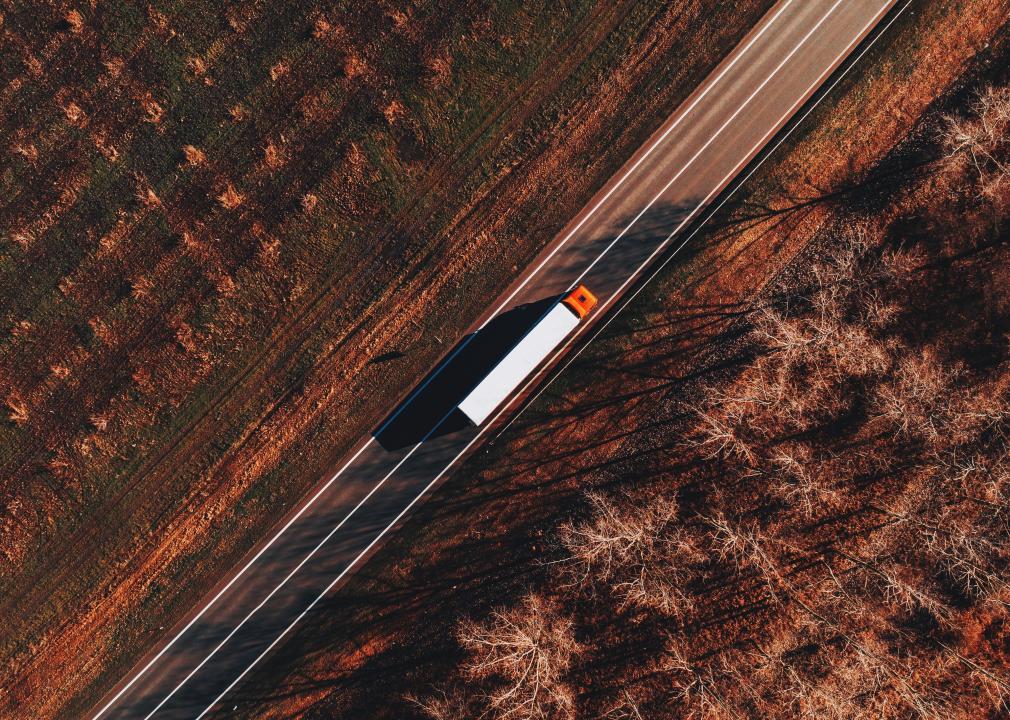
top-left (92, 0), bottom-right (900, 716)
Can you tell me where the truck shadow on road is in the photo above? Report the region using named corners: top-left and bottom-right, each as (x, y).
top-left (373, 295), bottom-right (561, 451)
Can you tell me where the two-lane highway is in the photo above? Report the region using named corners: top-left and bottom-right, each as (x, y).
top-left (92, 0), bottom-right (902, 716)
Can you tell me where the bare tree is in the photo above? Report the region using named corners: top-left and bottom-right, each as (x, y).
top-left (663, 639), bottom-right (737, 720)
top-left (941, 86), bottom-right (1010, 206)
top-left (457, 594), bottom-right (581, 720)
top-left (924, 517), bottom-right (1006, 601)
top-left (600, 690), bottom-right (646, 720)
top-left (704, 512), bottom-right (794, 608)
top-left (692, 403), bottom-right (761, 466)
top-left (872, 349), bottom-right (954, 442)
top-left (741, 236), bottom-right (892, 435)
top-left (747, 630), bottom-right (881, 720)
top-left (558, 492), bottom-right (702, 616)
top-left (867, 557), bottom-right (954, 627)
top-left (409, 688), bottom-right (471, 720)
top-left (768, 443), bottom-right (842, 517)
top-left (888, 484), bottom-right (1010, 602)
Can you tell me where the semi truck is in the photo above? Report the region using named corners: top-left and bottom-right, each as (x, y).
top-left (457, 285), bottom-right (597, 426)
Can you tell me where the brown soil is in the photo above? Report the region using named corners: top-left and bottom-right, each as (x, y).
top-left (0, 1), bottom-right (776, 717)
top-left (212, 1), bottom-right (1010, 717)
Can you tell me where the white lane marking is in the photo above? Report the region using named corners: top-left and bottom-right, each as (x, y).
top-left (480, 0), bottom-right (798, 324)
top-left (500, 0), bottom-right (908, 439)
top-left (373, 0), bottom-right (799, 439)
top-left (192, 1), bottom-right (901, 716)
top-left (92, 5), bottom-right (802, 717)
top-left (88, 438), bottom-right (375, 720)
top-left (193, 422), bottom-right (495, 719)
top-left (138, 441), bottom-right (427, 719)
top-left (563, 0), bottom-right (844, 292)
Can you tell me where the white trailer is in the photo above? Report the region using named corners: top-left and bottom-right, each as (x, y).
top-left (457, 285), bottom-right (596, 426)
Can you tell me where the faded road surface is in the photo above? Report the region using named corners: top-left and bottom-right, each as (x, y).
top-left (93, 0), bottom-right (901, 716)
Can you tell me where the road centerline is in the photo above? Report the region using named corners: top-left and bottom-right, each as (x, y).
top-left (185, 1), bottom-right (894, 717)
top-left (508, 0), bottom-right (907, 440)
top-left (87, 1), bottom-right (902, 716)
top-left (566, 0), bottom-right (844, 290)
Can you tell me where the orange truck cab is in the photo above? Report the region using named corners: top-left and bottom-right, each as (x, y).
top-left (562, 284), bottom-right (598, 319)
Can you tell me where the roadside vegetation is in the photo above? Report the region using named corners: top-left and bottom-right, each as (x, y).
top-left (216, 2), bottom-right (1010, 718)
top-left (419, 62), bottom-right (1010, 720)
top-left (0, 1), bottom-right (775, 716)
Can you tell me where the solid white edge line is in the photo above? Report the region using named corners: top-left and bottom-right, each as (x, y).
top-left (374, 0), bottom-right (799, 438)
top-left (87, 437), bottom-right (375, 720)
top-left (193, 0), bottom-right (900, 716)
top-left (138, 441), bottom-right (427, 719)
top-left (93, 3), bottom-right (801, 716)
top-left (479, 0), bottom-right (798, 326)
top-left (498, 0), bottom-right (909, 439)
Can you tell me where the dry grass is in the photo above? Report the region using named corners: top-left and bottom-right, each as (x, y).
top-left (422, 76), bottom-right (1010, 720)
top-left (203, 5), bottom-right (1010, 719)
top-left (0, 1), bottom-right (778, 716)
top-left (216, 183), bottom-right (245, 209)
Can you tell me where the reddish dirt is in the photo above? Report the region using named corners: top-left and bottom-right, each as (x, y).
top-left (213, 2), bottom-right (1010, 717)
top-left (0, 1), bottom-right (777, 717)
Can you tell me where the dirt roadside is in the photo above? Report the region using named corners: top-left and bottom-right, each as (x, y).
top-left (0, 2), bottom-right (778, 718)
top-left (215, 1), bottom-right (1010, 717)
